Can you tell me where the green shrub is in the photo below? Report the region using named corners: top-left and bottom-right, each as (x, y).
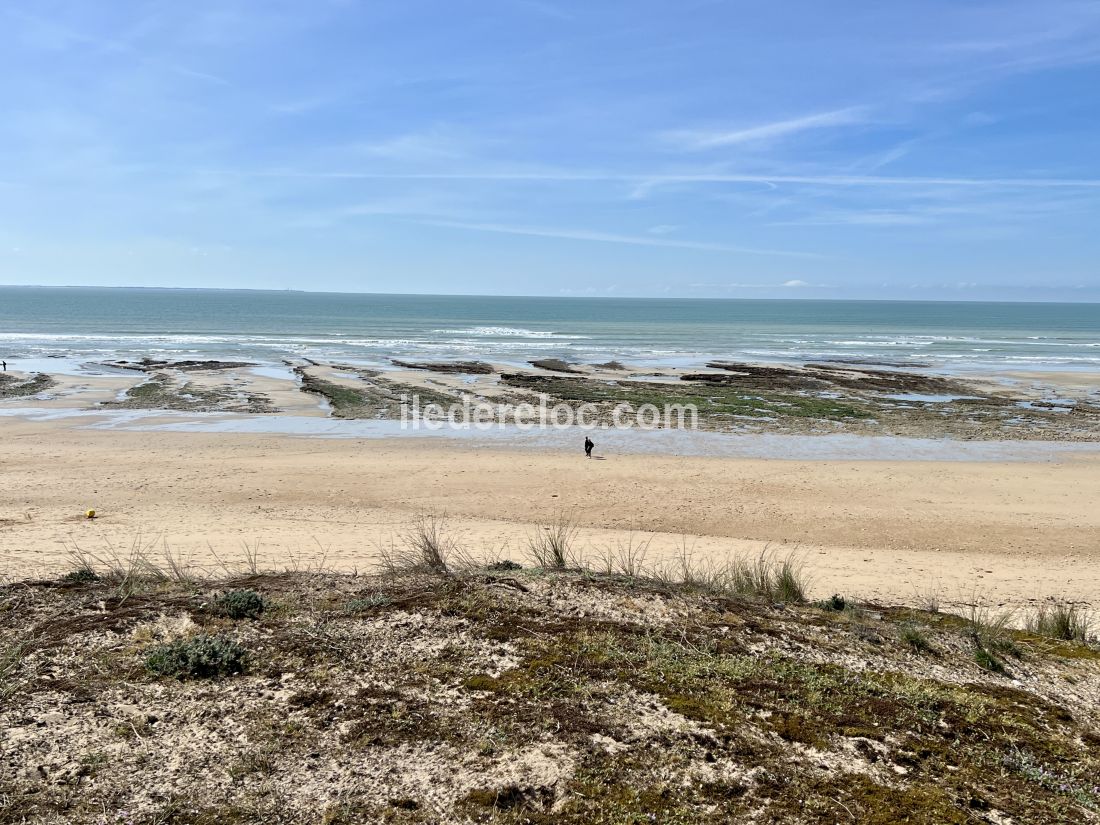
top-left (61, 568), bottom-right (100, 584)
top-left (146, 634), bottom-right (246, 679)
top-left (818, 594), bottom-right (847, 611)
top-left (965, 604), bottom-right (1021, 662)
top-left (488, 560), bottom-right (523, 572)
top-left (344, 594), bottom-right (392, 613)
top-left (216, 589), bottom-right (265, 619)
top-left (973, 642), bottom-right (1006, 674)
top-left (899, 623), bottom-right (933, 653)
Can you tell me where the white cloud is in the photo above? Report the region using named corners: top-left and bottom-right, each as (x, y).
top-left (5, 7), bottom-right (231, 85)
top-left (417, 219), bottom-right (821, 258)
top-left (269, 91), bottom-right (350, 116)
top-left (664, 107), bottom-right (868, 151)
top-left (225, 168), bottom-right (1100, 189)
top-left (854, 139), bottom-right (920, 173)
top-left (356, 130), bottom-right (475, 163)
top-left (686, 280), bottom-right (828, 291)
top-left (771, 210), bottom-right (932, 227)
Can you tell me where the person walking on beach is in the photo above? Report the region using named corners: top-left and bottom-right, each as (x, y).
top-left (1, 361), bottom-right (5, 371)
top-left (584, 436), bottom-right (594, 458)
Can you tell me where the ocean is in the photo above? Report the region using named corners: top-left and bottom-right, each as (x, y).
top-left (1, 286), bottom-right (1098, 374)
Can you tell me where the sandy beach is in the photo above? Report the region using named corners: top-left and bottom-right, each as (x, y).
top-left (2, 415), bottom-right (1097, 611)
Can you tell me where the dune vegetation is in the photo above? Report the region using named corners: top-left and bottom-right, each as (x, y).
top-left (1, 527), bottom-right (1097, 824)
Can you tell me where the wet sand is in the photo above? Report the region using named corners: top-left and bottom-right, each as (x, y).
top-left (1, 417), bottom-right (1097, 611)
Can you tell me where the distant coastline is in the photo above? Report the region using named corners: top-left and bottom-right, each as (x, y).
top-left (1, 283), bottom-right (1097, 305)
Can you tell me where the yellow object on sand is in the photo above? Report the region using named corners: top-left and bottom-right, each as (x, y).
top-left (85, 509), bottom-right (96, 519)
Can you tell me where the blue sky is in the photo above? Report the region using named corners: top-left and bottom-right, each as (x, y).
top-left (1, 0), bottom-right (1098, 301)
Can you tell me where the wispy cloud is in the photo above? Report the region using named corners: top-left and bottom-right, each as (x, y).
top-left (771, 190), bottom-right (1099, 229)
top-left (220, 168), bottom-right (1100, 189)
top-left (4, 7), bottom-right (231, 85)
top-left (771, 211), bottom-right (933, 227)
top-left (935, 4), bottom-right (1100, 60)
top-left (909, 4), bottom-right (1100, 101)
top-left (663, 107), bottom-right (868, 151)
top-left (417, 219), bottom-right (822, 258)
top-left (355, 130), bottom-right (478, 163)
top-left (268, 91), bottom-right (350, 116)
top-left (852, 139), bottom-right (920, 173)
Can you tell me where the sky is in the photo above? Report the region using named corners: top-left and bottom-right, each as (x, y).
top-left (1, 0), bottom-right (1099, 301)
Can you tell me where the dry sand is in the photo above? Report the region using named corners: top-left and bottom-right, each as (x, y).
top-left (1, 417), bottom-right (1097, 612)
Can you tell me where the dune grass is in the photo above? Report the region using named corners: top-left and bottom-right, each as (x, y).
top-left (527, 513), bottom-right (579, 569)
top-left (376, 513), bottom-right (471, 575)
top-left (1027, 599), bottom-right (1092, 643)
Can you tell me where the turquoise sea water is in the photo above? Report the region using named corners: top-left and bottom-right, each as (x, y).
top-left (1, 287), bottom-right (1097, 373)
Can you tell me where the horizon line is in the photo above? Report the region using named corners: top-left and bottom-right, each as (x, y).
top-left (0, 284), bottom-right (1097, 306)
